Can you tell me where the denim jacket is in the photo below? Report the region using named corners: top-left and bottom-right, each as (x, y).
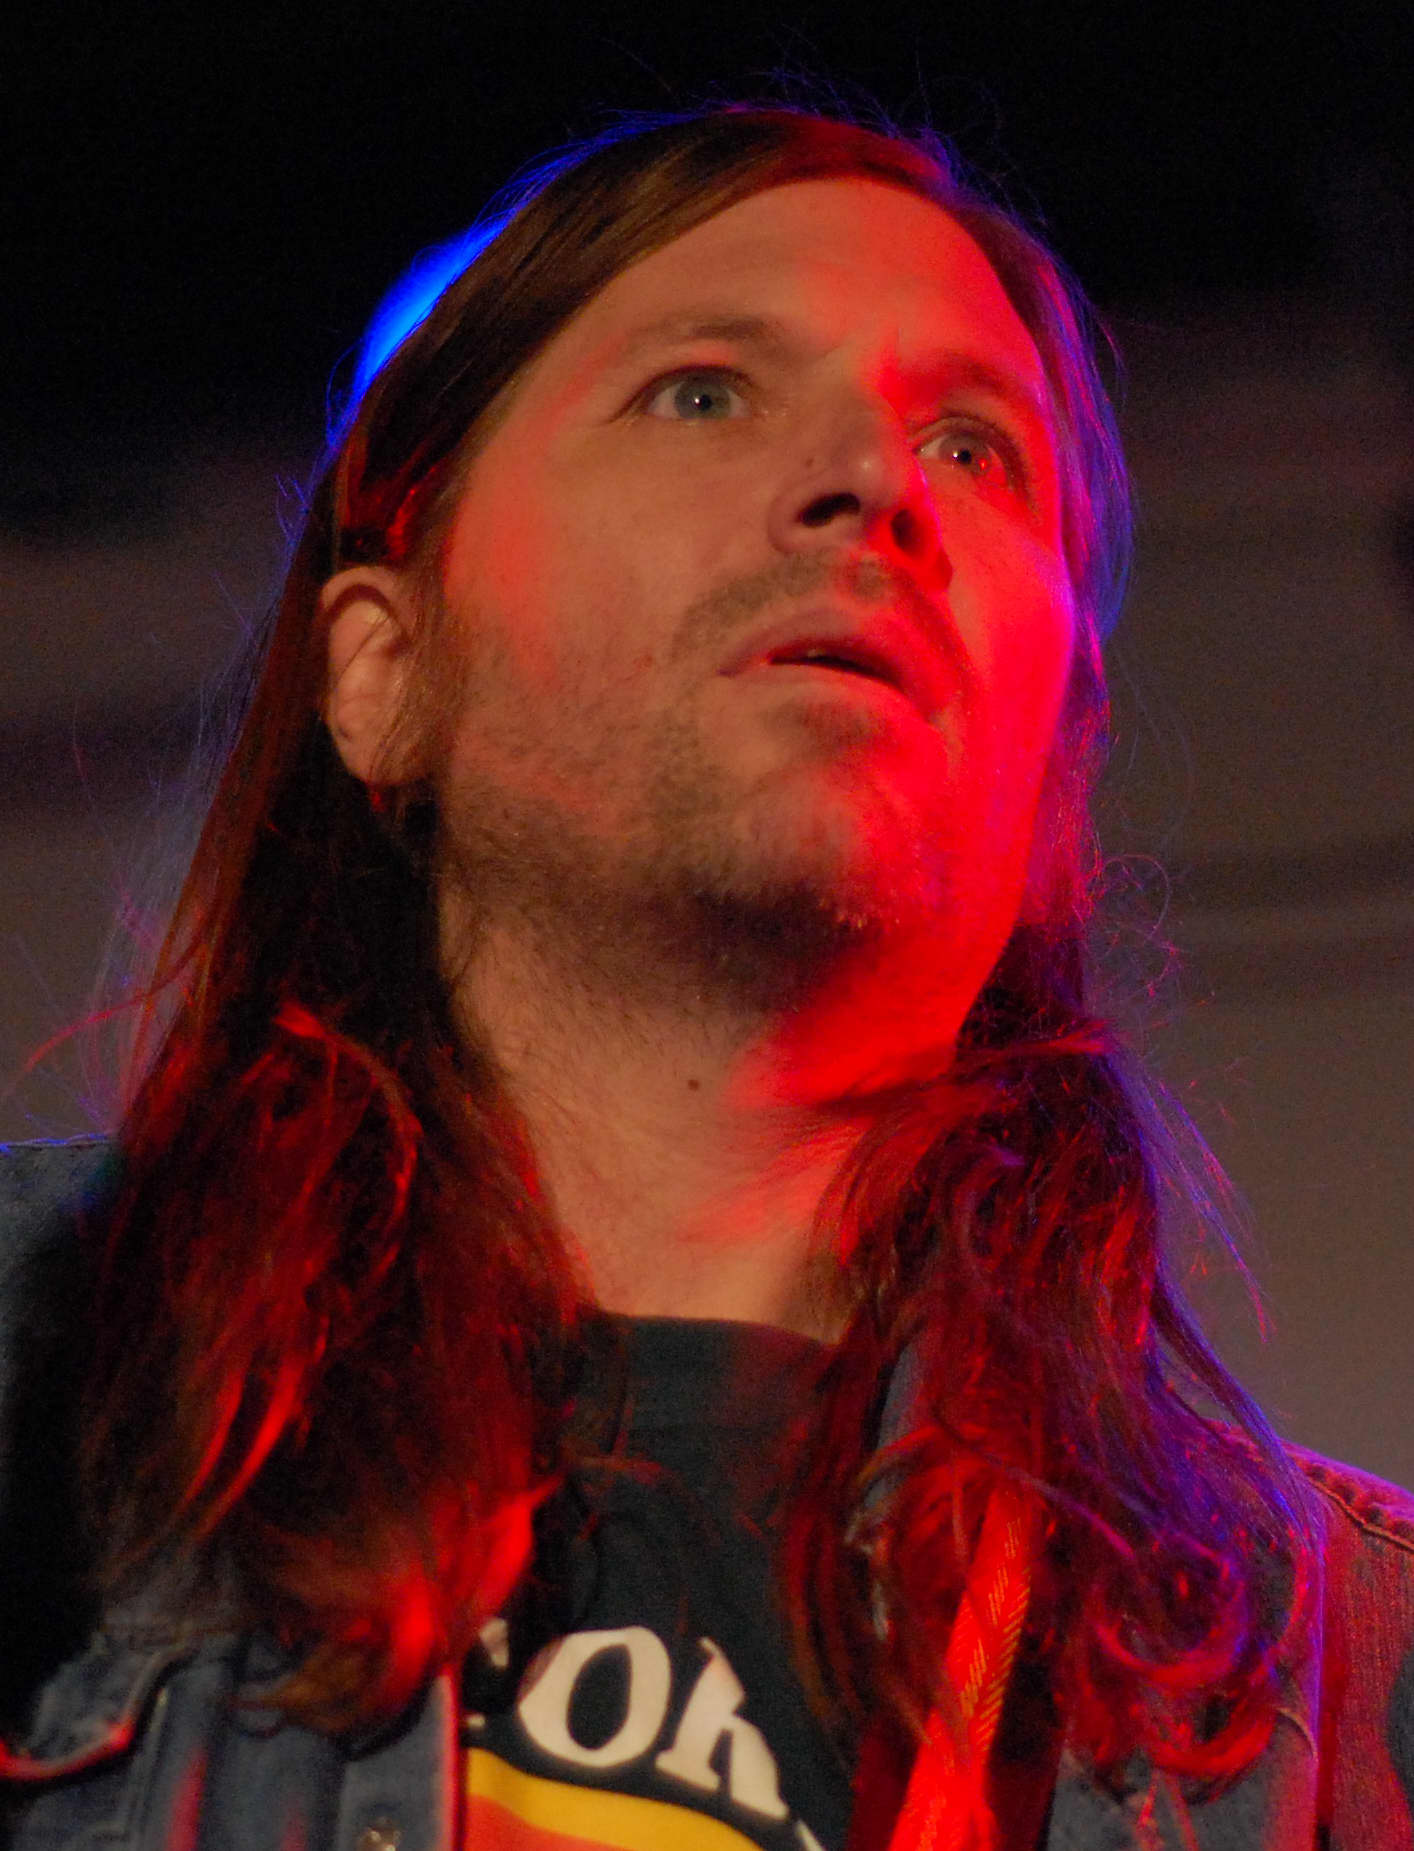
top-left (3, 1136), bottom-right (1412, 1849)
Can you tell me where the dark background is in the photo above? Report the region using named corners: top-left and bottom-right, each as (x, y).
top-left (5, 3), bottom-right (1414, 1481)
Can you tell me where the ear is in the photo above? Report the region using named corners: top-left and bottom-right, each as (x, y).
top-left (321, 566), bottom-right (421, 786)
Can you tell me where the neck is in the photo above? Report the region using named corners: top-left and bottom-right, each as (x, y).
top-left (448, 906), bottom-right (969, 1341)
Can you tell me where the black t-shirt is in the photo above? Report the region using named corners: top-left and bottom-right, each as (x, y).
top-left (459, 1315), bottom-right (855, 1850)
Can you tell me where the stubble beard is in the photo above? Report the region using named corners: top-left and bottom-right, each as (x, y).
top-left (433, 702), bottom-right (942, 1029)
top-left (428, 552), bottom-right (956, 1026)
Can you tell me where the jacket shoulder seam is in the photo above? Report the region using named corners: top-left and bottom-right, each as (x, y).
top-left (1296, 1453), bottom-right (1414, 1554)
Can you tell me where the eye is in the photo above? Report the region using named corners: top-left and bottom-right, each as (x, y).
top-left (918, 420), bottom-right (1025, 492)
top-left (642, 368), bottom-right (750, 422)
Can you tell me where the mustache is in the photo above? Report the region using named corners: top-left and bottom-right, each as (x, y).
top-left (669, 551), bottom-right (951, 664)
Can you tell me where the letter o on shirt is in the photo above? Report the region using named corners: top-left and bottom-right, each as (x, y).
top-left (517, 1627), bottom-right (672, 1768)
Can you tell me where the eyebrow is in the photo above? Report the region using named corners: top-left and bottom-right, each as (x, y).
top-left (611, 311), bottom-right (798, 365)
top-left (929, 356), bottom-right (1053, 431)
top-left (608, 310), bottom-right (1053, 430)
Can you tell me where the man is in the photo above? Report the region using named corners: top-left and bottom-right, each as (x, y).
top-left (2, 105), bottom-right (1413, 1850)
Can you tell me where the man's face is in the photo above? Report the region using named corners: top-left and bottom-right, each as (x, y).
top-left (429, 177), bottom-right (1075, 1007)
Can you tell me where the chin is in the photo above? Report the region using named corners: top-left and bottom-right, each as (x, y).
top-left (735, 776), bottom-right (952, 922)
top-left (650, 809), bottom-right (950, 1006)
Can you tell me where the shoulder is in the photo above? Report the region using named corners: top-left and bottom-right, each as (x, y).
top-left (0, 1140), bottom-right (117, 1723)
top-left (0, 1132), bottom-right (116, 1417)
top-left (0, 1125), bottom-right (115, 1273)
top-left (1296, 1444), bottom-right (1414, 1534)
top-left (0, 1137), bottom-right (116, 1365)
top-left (0, 1134), bottom-right (115, 1231)
top-left (0, 1135), bottom-right (114, 1461)
top-left (1293, 1442), bottom-right (1414, 1676)
top-left (1287, 1442), bottom-right (1414, 1667)
top-left (1284, 1445), bottom-right (1414, 1839)
top-left (1291, 1442), bottom-right (1414, 1575)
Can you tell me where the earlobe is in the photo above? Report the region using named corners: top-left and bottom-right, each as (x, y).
top-left (321, 566), bottom-right (420, 786)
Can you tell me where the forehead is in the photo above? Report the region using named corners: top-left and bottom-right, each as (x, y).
top-left (541, 177), bottom-right (1049, 399)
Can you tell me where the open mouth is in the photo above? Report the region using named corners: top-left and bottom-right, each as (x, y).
top-left (764, 643), bottom-right (901, 690)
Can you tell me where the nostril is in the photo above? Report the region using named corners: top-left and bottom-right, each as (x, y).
top-left (890, 506), bottom-right (934, 555)
top-left (800, 491), bottom-right (861, 529)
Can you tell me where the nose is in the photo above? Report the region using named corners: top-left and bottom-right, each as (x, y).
top-left (765, 394), bottom-right (948, 578)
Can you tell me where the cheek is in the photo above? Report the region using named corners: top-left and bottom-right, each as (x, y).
top-left (443, 478), bottom-right (609, 697)
top-left (963, 555), bottom-right (1077, 853)
top-left (964, 526), bottom-right (1075, 736)
top-left (442, 453), bottom-right (716, 698)
top-left (1009, 591), bottom-right (1075, 762)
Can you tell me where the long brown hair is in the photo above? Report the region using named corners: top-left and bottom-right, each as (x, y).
top-left (83, 106), bottom-right (1310, 1780)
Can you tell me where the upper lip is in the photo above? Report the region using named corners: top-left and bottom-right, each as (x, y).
top-left (720, 605), bottom-right (949, 719)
